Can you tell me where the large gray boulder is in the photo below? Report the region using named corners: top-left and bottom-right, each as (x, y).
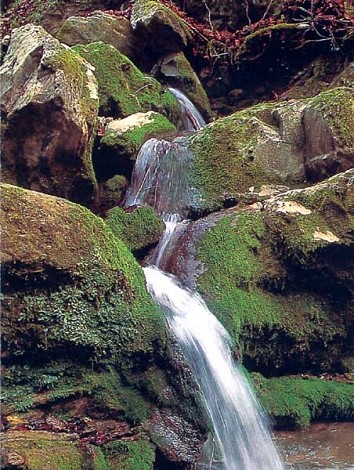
top-left (56, 11), bottom-right (138, 60)
top-left (0, 24), bottom-right (99, 205)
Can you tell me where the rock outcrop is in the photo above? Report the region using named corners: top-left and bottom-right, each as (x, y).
top-left (0, 24), bottom-right (99, 205)
top-left (187, 87), bottom-right (354, 213)
top-left (1, 183), bottom-right (207, 468)
top-left (131, 0), bottom-right (193, 56)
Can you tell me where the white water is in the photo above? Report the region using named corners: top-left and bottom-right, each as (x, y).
top-left (125, 88), bottom-right (284, 469)
top-left (144, 266), bottom-right (284, 470)
top-left (168, 87), bottom-right (206, 131)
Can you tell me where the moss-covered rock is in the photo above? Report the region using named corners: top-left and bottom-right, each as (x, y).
top-left (1, 183), bottom-right (166, 363)
top-left (72, 42), bottom-right (180, 121)
top-left (95, 174), bottom-right (129, 214)
top-left (103, 439), bottom-right (155, 470)
top-left (1, 183), bottom-right (207, 467)
top-left (253, 374), bottom-right (354, 429)
top-left (0, 24), bottom-right (99, 205)
top-left (106, 205), bottom-right (165, 253)
top-left (162, 170), bottom-right (354, 374)
top-left (57, 11), bottom-right (137, 60)
top-left (95, 111), bottom-right (176, 180)
top-left (156, 52), bottom-right (213, 120)
top-left (1, 431), bottom-right (86, 469)
top-left (186, 87), bottom-right (354, 213)
top-left (131, 0), bottom-right (193, 53)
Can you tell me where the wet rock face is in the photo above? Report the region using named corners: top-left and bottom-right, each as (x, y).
top-left (0, 24), bottom-right (99, 205)
top-left (150, 408), bottom-right (204, 465)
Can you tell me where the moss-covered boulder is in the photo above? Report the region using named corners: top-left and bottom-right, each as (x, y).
top-left (1, 183), bottom-right (166, 364)
top-left (155, 52), bottom-right (213, 120)
top-left (57, 11), bottom-right (138, 60)
top-left (106, 205), bottom-right (165, 253)
top-left (187, 87), bottom-right (354, 213)
top-left (95, 111), bottom-right (176, 180)
top-left (72, 42), bottom-right (180, 121)
top-left (253, 374), bottom-right (354, 429)
top-left (0, 24), bottom-right (99, 205)
top-left (131, 0), bottom-right (193, 54)
top-left (162, 170), bottom-right (354, 374)
top-left (1, 183), bottom-right (207, 467)
top-left (95, 174), bottom-right (129, 214)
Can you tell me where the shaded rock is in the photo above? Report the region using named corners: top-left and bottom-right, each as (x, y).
top-left (31, 0), bottom-right (127, 36)
top-left (72, 41), bottom-right (180, 121)
top-left (95, 111), bottom-right (176, 180)
top-left (159, 170), bottom-right (354, 374)
top-left (95, 174), bottom-right (129, 214)
top-left (303, 87), bottom-right (354, 180)
top-left (56, 11), bottom-right (137, 60)
top-left (1, 183), bottom-right (166, 362)
top-left (0, 24), bottom-right (99, 205)
top-left (105, 205), bottom-right (165, 253)
top-left (131, 0), bottom-right (193, 55)
top-left (154, 52), bottom-right (213, 120)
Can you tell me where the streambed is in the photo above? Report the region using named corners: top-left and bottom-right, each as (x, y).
top-left (276, 422), bottom-right (354, 469)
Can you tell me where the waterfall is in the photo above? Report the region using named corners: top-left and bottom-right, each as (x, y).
top-left (168, 87), bottom-right (206, 131)
top-left (144, 266), bottom-right (284, 470)
top-left (125, 89), bottom-right (284, 469)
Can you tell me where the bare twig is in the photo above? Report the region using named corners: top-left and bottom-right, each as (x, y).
top-left (202, 0), bottom-right (214, 32)
top-left (261, 0), bottom-right (275, 21)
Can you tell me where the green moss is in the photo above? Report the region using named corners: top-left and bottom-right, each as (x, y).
top-left (106, 206), bottom-right (165, 252)
top-left (72, 42), bottom-right (179, 119)
top-left (2, 184), bottom-right (167, 365)
top-left (2, 431), bottom-right (83, 470)
top-left (103, 439), bottom-right (155, 470)
top-left (2, 364), bottom-right (151, 424)
top-left (253, 374), bottom-right (354, 428)
top-left (189, 102), bottom-right (279, 210)
top-left (101, 112), bottom-right (176, 160)
top-left (194, 209), bottom-right (347, 371)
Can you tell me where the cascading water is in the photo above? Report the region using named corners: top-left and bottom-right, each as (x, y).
top-left (125, 89), bottom-right (284, 469)
top-left (168, 87), bottom-right (206, 131)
